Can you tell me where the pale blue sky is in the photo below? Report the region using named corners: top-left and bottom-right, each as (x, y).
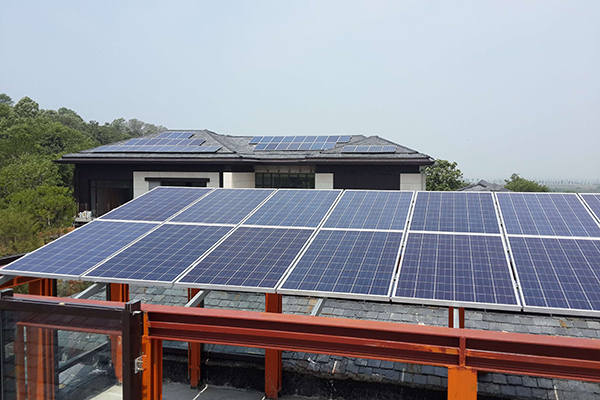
top-left (1, 1), bottom-right (599, 181)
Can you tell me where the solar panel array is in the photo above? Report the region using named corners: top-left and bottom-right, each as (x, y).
top-left (394, 192), bottom-right (520, 310)
top-left (4, 188), bottom-right (600, 316)
top-left (341, 145), bottom-right (397, 154)
top-left (125, 138), bottom-right (205, 146)
top-left (158, 132), bottom-right (194, 139)
top-left (496, 192), bottom-right (600, 316)
top-left (250, 135), bottom-right (351, 151)
top-left (87, 145), bottom-right (221, 153)
top-left (278, 191), bottom-right (412, 299)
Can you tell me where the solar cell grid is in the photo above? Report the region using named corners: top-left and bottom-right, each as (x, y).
top-left (497, 193), bottom-right (600, 237)
top-left (84, 224), bottom-right (232, 283)
top-left (509, 237), bottom-right (600, 312)
top-left (581, 194), bottom-right (600, 222)
top-left (244, 189), bottom-right (340, 227)
top-left (324, 191), bottom-right (412, 230)
top-left (410, 192), bottom-right (500, 234)
top-left (172, 189), bottom-right (275, 225)
top-left (0, 221), bottom-right (156, 278)
top-left (100, 187), bottom-right (212, 222)
top-left (178, 227), bottom-right (313, 289)
top-left (395, 233), bottom-right (518, 306)
top-left (281, 230), bottom-right (402, 297)
top-left (341, 145), bottom-right (396, 153)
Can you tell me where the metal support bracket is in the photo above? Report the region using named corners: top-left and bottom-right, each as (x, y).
top-left (74, 283), bottom-right (107, 299)
top-left (135, 355), bottom-right (145, 374)
top-left (311, 298), bottom-right (327, 316)
top-left (185, 290), bottom-right (210, 308)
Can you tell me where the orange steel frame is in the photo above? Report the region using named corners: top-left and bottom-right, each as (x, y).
top-left (141, 302), bottom-right (600, 400)
top-left (108, 283), bottom-right (129, 382)
top-left (3, 289), bottom-right (600, 400)
top-left (187, 288), bottom-right (202, 388)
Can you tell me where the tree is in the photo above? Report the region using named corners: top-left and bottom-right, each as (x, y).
top-left (0, 93), bottom-right (13, 105)
top-left (13, 96), bottom-right (40, 119)
top-left (0, 208), bottom-right (43, 256)
top-left (425, 160), bottom-right (468, 191)
top-left (504, 173), bottom-right (550, 192)
top-left (0, 154), bottom-right (61, 198)
top-left (6, 186), bottom-right (75, 230)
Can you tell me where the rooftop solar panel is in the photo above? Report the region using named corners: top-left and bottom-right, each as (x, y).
top-left (497, 193), bottom-right (600, 237)
top-left (83, 224), bottom-right (232, 284)
top-left (280, 230), bottom-right (402, 299)
top-left (341, 145), bottom-right (397, 153)
top-left (100, 187), bottom-right (212, 222)
top-left (171, 189), bottom-right (275, 225)
top-left (323, 191), bottom-right (413, 230)
top-left (581, 194), bottom-right (600, 222)
top-left (509, 236), bottom-right (600, 314)
top-left (0, 221), bottom-right (157, 279)
top-left (158, 132), bottom-right (194, 139)
top-left (394, 233), bottom-right (519, 308)
top-left (410, 192), bottom-right (500, 234)
top-left (177, 227), bottom-right (313, 290)
top-left (244, 189), bottom-right (341, 228)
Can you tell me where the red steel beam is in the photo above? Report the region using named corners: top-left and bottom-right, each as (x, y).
top-left (0, 276), bottom-right (42, 290)
top-left (265, 293), bottom-right (283, 399)
top-left (141, 303), bottom-right (600, 383)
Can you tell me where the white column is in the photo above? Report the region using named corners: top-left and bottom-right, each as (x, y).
top-left (315, 173), bottom-right (334, 189)
top-left (400, 172), bottom-right (426, 191)
top-left (222, 172), bottom-right (256, 188)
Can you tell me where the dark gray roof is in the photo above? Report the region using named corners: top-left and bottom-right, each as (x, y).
top-left (59, 130), bottom-right (434, 165)
top-left (457, 179), bottom-right (511, 192)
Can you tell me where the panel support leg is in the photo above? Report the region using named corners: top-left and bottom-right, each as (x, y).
top-left (108, 283), bottom-right (129, 382)
top-left (26, 279), bottom-right (57, 399)
top-left (142, 313), bottom-right (162, 400)
top-left (265, 293), bottom-right (282, 400)
top-left (187, 288), bottom-right (203, 388)
top-left (447, 367), bottom-right (477, 400)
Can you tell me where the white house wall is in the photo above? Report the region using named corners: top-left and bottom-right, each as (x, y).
top-left (133, 171), bottom-right (220, 198)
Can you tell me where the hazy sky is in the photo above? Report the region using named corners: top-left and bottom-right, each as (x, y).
top-left (1, 1), bottom-right (599, 181)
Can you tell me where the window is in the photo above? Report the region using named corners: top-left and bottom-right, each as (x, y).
top-left (255, 173), bottom-right (315, 189)
top-left (90, 180), bottom-right (133, 217)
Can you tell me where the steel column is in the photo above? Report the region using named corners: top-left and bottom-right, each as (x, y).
top-left (142, 313), bottom-right (163, 400)
top-left (447, 367), bottom-right (477, 399)
top-left (187, 288), bottom-right (202, 388)
top-left (265, 293), bottom-right (283, 400)
top-left (109, 283), bottom-right (129, 382)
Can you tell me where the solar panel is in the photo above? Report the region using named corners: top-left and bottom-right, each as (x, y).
top-left (394, 233), bottom-right (519, 308)
top-left (509, 236), bottom-right (600, 314)
top-left (157, 132), bottom-right (194, 139)
top-left (280, 230), bottom-right (402, 298)
top-left (244, 189), bottom-right (341, 227)
top-left (581, 194), bottom-right (600, 222)
top-left (177, 227), bottom-right (313, 289)
top-left (83, 224), bottom-right (232, 284)
top-left (0, 221), bottom-right (157, 279)
top-left (341, 145), bottom-right (396, 153)
top-left (172, 189), bottom-right (275, 225)
top-left (497, 193), bottom-right (600, 237)
top-left (124, 138), bottom-right (205, 146)
top-left (324, 191), bottom-right (413, 230)
top-left (250, 135), bottom-right (351, 150)
top-left (100, 187), bottom-right (212, 222)
top-left (410, 192), bottom-right (500, 234)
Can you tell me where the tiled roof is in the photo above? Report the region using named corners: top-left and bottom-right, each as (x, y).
top-left (59, 130), bottom-right (434, 165)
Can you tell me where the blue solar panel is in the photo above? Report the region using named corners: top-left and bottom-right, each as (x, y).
top-left (244, 190), bottom-right (341, 227)
top-left (172, 189), bottom-right (275, 225)
top-left (324, 191), bottom-right (413, 230)
top-left (281, 230), bottom-right (402, 297)
top-left (100, 187), bottom-right (212, 222)
top-left (410, 192), bottom-right (500, 234)
top-left (581, 194), bottom-right (600, 222)
top-left (341, 145), bottom-right (396, 153)
top-left (509, 237), bottom-right (600, 312)
top-left (0, 221), bottom-right (156, 278)
top-left (84, 224), bottom-right (232, 283)
top-left (395, 233), bottom-right (518, 306)
top-left (497, 193), bottom-right (600, 237)
top-left (178, 227), bottom-right (313, 289)
top-left (158, 132), bottom-right (194, 139)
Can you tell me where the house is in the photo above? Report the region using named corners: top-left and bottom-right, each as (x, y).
top-left (457, 179), bottom-right (511, 192)
top-left (58, 130), bottom-right (433, 217)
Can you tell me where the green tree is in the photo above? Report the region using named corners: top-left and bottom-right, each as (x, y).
top-left (425, 159), bottom-right (468, 191)
top-left (0, 208), bottom-right (43, 256)
top-left (0, 93), bottom-right (13, 105)
top-left (0, 154), bottom-right (61, 198)
top-left (6, 186), bottom-right (75, 229)
top-left (504, 173), bottom-right (550, 192)
top-left (13, 96), bottom-right (40, 119)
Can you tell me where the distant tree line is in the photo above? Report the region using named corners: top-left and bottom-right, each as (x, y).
top-left (0, 94), bottom-right (167, 256)
top-left (425, 160), bottom-right (550, 192)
